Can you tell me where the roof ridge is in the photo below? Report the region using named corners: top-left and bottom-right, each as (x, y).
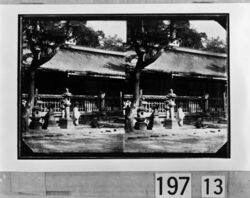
top-left (65, 44), bottom-right (126, 57)
top-left (171, 46), bottom-right (227, 58)
top-left (65, 44), bottom-right (227, 58)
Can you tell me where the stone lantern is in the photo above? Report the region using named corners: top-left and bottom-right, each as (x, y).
top-left (164, 89), bottom-right (177, 129)
top-left (59, 88), bottom-right (74, 129)
top-left (29, 105), bottom-right (43, 130)
top-left (134, 100), bottom-right (148, 130)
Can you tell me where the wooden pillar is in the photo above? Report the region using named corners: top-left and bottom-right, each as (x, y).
top-left (120, 91), bottom-right (123, 111)
top-left (204, 93), bottom-right (210, 113)
top-left (140, 89), bottom-right (143, 98)
top-left (224, 84), bottom-right (228, 119)
top-left (100, 92), bottom-right (106, 112)
top-left (34, 88), bottom-right (38, 105)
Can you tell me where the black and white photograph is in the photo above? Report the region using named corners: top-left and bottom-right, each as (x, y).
top-left (18, 14), bottom-right (229, 158)
top-left (2, 2), bottom-right (250, 198)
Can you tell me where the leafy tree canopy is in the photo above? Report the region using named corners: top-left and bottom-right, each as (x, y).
top-left (99, 34), bottom-right (125, 51)
top-left (70, 23), bottom-right (104, 47)
top-left (172, 20), bottom-right (207, 49)
top-left (203, 36), bottom-right (226, 53)
top-left (126, 19), bottom-right (172, 69)
top-left (22, 18), bottom-right (71, 69)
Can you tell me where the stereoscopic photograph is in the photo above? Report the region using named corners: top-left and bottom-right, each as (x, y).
top-left (18, 14), bottom-right (229, 158)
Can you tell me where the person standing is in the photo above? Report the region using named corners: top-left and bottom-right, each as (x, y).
top-left (72, 102), bottom-right (80, 126)
top-left (177, 105), bottom-right (185, 126)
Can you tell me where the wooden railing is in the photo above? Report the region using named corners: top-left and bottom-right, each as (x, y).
top-left (124, 94), bottom-right (224, 114)
top-left (22, 94), bottom-right (120, 113)
top-left (22, 93), bottom-right (225, 115)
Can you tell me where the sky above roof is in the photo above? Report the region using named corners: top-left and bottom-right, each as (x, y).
top-left (87, 21), bottom-right (127, 41)
top-left (86, 20), bottom-right (226, 43)
top-left (190, 20), bottom-right (226, 41)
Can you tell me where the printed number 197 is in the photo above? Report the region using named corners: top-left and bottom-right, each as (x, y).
top-left (155, 173), bottom-right (191, 198)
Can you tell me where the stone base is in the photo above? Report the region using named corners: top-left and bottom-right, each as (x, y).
top-left (29, 121), bottom-right (42, 130)
top-left (42, 120), bottom-right (59, 130)
top-left (153, 115), bottom-right (163, 128)
top-left (134, 121), bottom-right (147, 130)
top-left (48, 120), bottom-right (58, 127)
top-left (164, 119), bottom-right (178, 129)
top-left (59, 118), bottom-right (75, 129)
top-left (47, 122), bottom-right (59, 130)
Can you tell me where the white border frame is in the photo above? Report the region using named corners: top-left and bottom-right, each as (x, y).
top-left (0, 3), bottom-right (250, 172)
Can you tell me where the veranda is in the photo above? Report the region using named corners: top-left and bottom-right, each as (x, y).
top-left (22, 91), bottom-right (226, 119)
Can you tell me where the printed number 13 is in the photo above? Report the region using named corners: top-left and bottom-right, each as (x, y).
top-left (202, 176), bottom-right (225, 198)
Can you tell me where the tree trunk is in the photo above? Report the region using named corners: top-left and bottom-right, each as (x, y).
top-left (27, 69), bottom-right (36, 108)
top-left (125, 68), bottom-right (141, 133)
top-left (23, 69), bottom-right (36, 131)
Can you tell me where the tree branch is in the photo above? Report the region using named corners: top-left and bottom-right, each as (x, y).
top-left (139, 47), bottom-right (165, 70)
top-left (30, 46), bottom-right (59, 71)
top-left (37, 47), bottom-right (59, 67)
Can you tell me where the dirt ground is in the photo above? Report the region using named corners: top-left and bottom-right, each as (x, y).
top-left (22, 121), bottom-right (227, 155)
top-left (23, 125), bottom-right (125, 153)
top-left (124, 125), bottom-right (227, 153)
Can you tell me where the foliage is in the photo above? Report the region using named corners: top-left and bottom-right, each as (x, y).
top-left (178, 28), bottom-right (207, 49)
top-left (70, 23), bottom-right (104, 47)
top-left (22, 18), bottom-right (71, 69)
top-left (126, 20), bottom-right (210, 67)
top-left (127, 19), bottom-right (171, 69)
top-left (203, 37), bottom-right (226, 53)
top-left (173, 20), bottom-right (207, 49)
top-left (22, 19), bottom-right (108, 67)
top-left (99, 34), bottom-right (125, 51)
top-left (172, 21), bottom-right (226, 53)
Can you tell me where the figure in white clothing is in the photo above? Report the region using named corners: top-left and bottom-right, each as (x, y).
top-left (177, 105), bottom-right (185, 126)
top-left (73, 101), bottom-right (81, 126)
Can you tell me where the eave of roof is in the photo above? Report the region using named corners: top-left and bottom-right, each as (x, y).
top-left (24, 45), bottom-right (227, 80)
top-left (171, 46), bottom-right (227, 58)
top-left (40, 46), bottom-right (127, 78)
top-left (66, 44), bottom-right (126, 57)
top-left (144, 49), bottom-right (227, 79)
